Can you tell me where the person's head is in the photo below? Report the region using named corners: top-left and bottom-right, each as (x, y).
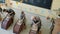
top-left (46, 16), bottom-right (50, 20)
top-left (8, 9), bottom-right (15, 15)
top-left (21, 11), bottom-right (24, 14)
top-left (3, 9), bottom-right (8, 12)
top-left (31, 16), bottom-right (37, 20)
top-left (51, 18), bottom-right (54, 20)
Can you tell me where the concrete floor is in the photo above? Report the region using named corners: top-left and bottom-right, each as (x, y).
top-left (0, 8), bottom-right (52, 34)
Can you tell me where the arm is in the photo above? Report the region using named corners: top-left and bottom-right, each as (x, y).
top-left (35, 18), bottom-right (42, 26)
top-left (9, 12), bottom-right (13, 15)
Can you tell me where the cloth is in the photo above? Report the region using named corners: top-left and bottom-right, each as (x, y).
top-left (31, 17), bottom-right (41, 32)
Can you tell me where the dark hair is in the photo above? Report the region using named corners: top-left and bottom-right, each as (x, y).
top-left (21, 11), bottom-right (24, 14)
top-left (8, 9), bottom-right (15, 15)
top-left (0, 7), bottom-right (2, 12)
top-left (3, 9), bottom-right (8, 12)
top-left (3, 9), bottom-right (6, 11)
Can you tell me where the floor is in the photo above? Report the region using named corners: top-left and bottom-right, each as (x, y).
top-left (0, 8), bottom-right (52, 34)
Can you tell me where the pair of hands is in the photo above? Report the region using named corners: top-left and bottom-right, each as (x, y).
top-left (33, 22), bottom-right (39, 26)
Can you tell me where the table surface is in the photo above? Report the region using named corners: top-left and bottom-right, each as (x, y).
top-left (52, 18), bottom-right (60, 34)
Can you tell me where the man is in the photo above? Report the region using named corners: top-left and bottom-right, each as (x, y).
top-left (50, 18), bottom-right (55, 34)
top-left (3, 9), bottom-right (8, 12)
top-left (3, 9), bottom-right (15, 17)
top-left (20, 11), bottom-right (26, 29)
top-left (0, 7), bottom-right (2, 21)
top-left (8, 9), bottom-right (15, 17)
top-left (20, 11), bottom-right (25, 20)
top-left (31, 16), bottom-right (41, 33)
top-left (0, 7), bottom-right (2, 13)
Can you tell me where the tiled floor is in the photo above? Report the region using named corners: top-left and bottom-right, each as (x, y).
top-left (0, 8), bottom-right (52, 34)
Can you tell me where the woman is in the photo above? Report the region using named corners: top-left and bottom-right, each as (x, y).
top-left (0, 7), bottom-right (2, 13)
top-left (3, 9), bottom-right (15, 17)
top-left (20, 11), bottom-right (25, 19)
top-left (50, 18), bottom-right (55, 34)
top-left (8, 9), bottom-right (15, 17)
top-left (20, 11), bottom-right (26, 29)
top-left (0, 13), bottom-right (2, 21)
top-left (31, 16), bottom-right (41, 33)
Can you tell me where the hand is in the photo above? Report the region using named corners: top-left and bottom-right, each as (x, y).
top-left (33, 23), bottom-right (36, 26)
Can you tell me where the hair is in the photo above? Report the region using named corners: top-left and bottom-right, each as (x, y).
top-left (8, 9), bottom-right (15, 15)
top-left (21, 11), bottom-right (24, 14)
top-left (0, 7), bottom-right (2, 12)
top-left (31, 16), bottom-right (37, 20)
top-left (3, 9), bottom-right (8, 12)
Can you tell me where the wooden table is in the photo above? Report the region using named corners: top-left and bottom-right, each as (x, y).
top-left (1, 15), bottom-right (13, 30)
top-left (52, 18), bottom-right (60, 34)
top-left (13, 19), bottom-right (25, 34)
top-left (29, 24), bottom-right (38, 34)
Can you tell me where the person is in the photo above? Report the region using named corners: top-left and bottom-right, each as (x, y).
top-left (31, 16), bottom-right (41, 33)
top-left (20, 11), bottom-right (26, 29)
top-left (0, 7), bottom-right (2, 13)
top-left (3, 9), bottom-right (15, 18)
top-left (20, 11), bottom-right (25, 20)
top-left (0, 7), bottom-right (2, 21)
top-left (0, 13), bottom-right (2, 21)
top-left (3, 9), bottom-right (9, 17)
top-left (50, 18), bottom-right (55, 34)
top-left (3, 9), bottom-right (8, 12)
top-left (8, 9), bottom-right (15, 17)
